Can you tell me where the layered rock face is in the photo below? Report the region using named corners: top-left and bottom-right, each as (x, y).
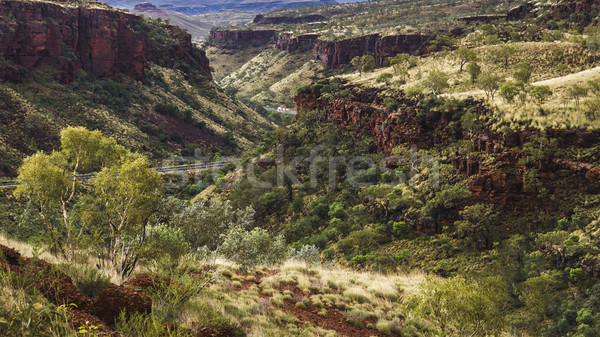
top-left (276, 33), bottom-right (320, 52)
top-left (312, 34), bottom-right (433, 69)
top-left (0, 0), bottom-right (211, 82)
top-left (253, 14), bottom-right (326, 25)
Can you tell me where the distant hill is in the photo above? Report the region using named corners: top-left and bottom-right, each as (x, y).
top-left (104, 0), bottom-right (338, 13)
top-left (127, 0), bottom-right (338, 42)
top-left (132, 2), bottom-right (257, 42)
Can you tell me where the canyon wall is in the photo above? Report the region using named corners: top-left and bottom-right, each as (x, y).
top-left (275, 33), bottom-right (320, 53)
top-left (312, 34), bottom-right (433, 69)
top-left (0, 0), bottom-right (211, 82)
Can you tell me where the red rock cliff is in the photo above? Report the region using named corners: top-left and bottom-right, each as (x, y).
top-left (276, 33), bottom-right (320, 53)
top-left (312, 33), bottom-right (433, 69)
top-left (0, 0), bottom-right (211, 82)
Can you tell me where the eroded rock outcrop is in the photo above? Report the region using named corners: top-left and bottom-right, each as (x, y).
top-left (312, 33), bottom-right (433, 69)
top-left (0, 0), bottom-right (211, 82)
top-left (276, 33), bottom-right (320, 52)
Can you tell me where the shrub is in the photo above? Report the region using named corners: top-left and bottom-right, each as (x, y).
top-left (221, 226), bottom-right (288, 270)
top-left (155, 102), bottom-right (179, 116)
top-left (290, 244), bottom-right (320, 265)
top-left (328, 202), bottom-right (347, 219)
top-left (392, 221), bottom-right (407, 236)
top-left (139, 224), bottom-right (189, 264)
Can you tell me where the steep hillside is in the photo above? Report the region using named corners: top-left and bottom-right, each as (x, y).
top-left (0, 0), bottom-right (274, 176)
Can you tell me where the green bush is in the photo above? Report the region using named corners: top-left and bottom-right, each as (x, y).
top-left (139, 223), bottom-right (189, 264)
top-left (221, 226), bottom-right (288, 270)
top-left (155, 102), bottom-right (180, 116)
top-left (290, 244), bottom-right (320, 265)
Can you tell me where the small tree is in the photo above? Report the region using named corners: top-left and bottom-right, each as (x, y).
top-left (351, 54), bottom-right (376, 77)
top-left (454, 46), bottom-right (477, 72)
top-left (87, 154), bottom-right (162, 270)
top-left (455, 204), bottom-right (497, 248)
top-left (351, 56), bottom-right (363, 77)
top-left (568, 84), bottom-right (589, 106)
top-left (387, 53), bottom-right (410, 74)
top-left (529, 85), bottom-right (553, 106)
top-left (492, 44), bottom-right (516, 70)
top-left (361, 55), bottom-right (376, 73)
top-left (467, 62), bottom-right (481, 83)
top-left (425, 70), bottom-right (449, 95)
top-left (429, 35), bottom-right (456, 53)
top-left (499, 81), bottom-right (520, 104)
top-left (513, 61), bottom-right (533, 86)
top-left (14, 127), bottom-right (127, 260)
top-left (478, 73), bottom-right (504, 101)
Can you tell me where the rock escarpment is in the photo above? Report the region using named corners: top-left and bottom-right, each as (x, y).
top-left (312, 34), bottom-right (433, 69)
top-left (276, 33), bottom-right (320, 52)
top-left (0, 0), bottom-right (211, 82)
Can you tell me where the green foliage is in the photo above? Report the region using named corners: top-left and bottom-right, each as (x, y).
top-left (154, 102), bottom-right (180, 116)
top-left (569, 84), bottom-right (589, 106)
top-left (139, 224), bottom-right (189, 264)
top-left (529, 85), bottom-right (553, 106)
top-left (85, 152), bottom-right (162, 273)
top-left (220, 226), bottom-right (287, 270)
top-left (425, 70), bottom-right (449, 95)
top-left (478, 73), bottom-right (504, 101)
top-left (14, 127), bottom-right (129, 261)
top-left (499, 81), bottom-right (520, 104)
top-left (290, 244), bottom-right (320, 265)
top-left (351, 55), bottom-right (376, 76)
top-left (376, 72), bottom-right (394, 84)
top-left (453, 46), bottom-right (477, 72)
top-left (429, 35), bottom-right (456, 53)
top-left (491, 44), bottom-right (516, 69)
top-left (455, 204), bottom-right (497, 249)
top-left (168, 199), bottom-right (255, 250)
top-left (513, 62), bottom-right (533, 86)
top-left (391, 221), bottom-right (407, 236)
top-left (466, 62), bottom-right (481, 83)
top-left (421, 183), bottom-right (471, 220)
top-left (403, 276), bottom-right (509, 335)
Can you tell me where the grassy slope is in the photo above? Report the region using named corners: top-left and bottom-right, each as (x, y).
top-left (251, 0), bottom-right (527, 40)
top-left (217, 48), bottom-right (325, 107)
top-left (341, 40), bottom-right (600, 130)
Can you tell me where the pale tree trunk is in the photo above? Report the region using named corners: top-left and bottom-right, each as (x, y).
top-left (39, 202), bottom-right (66, 259)
top-left (61, 200), bottom-right (73, 261)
